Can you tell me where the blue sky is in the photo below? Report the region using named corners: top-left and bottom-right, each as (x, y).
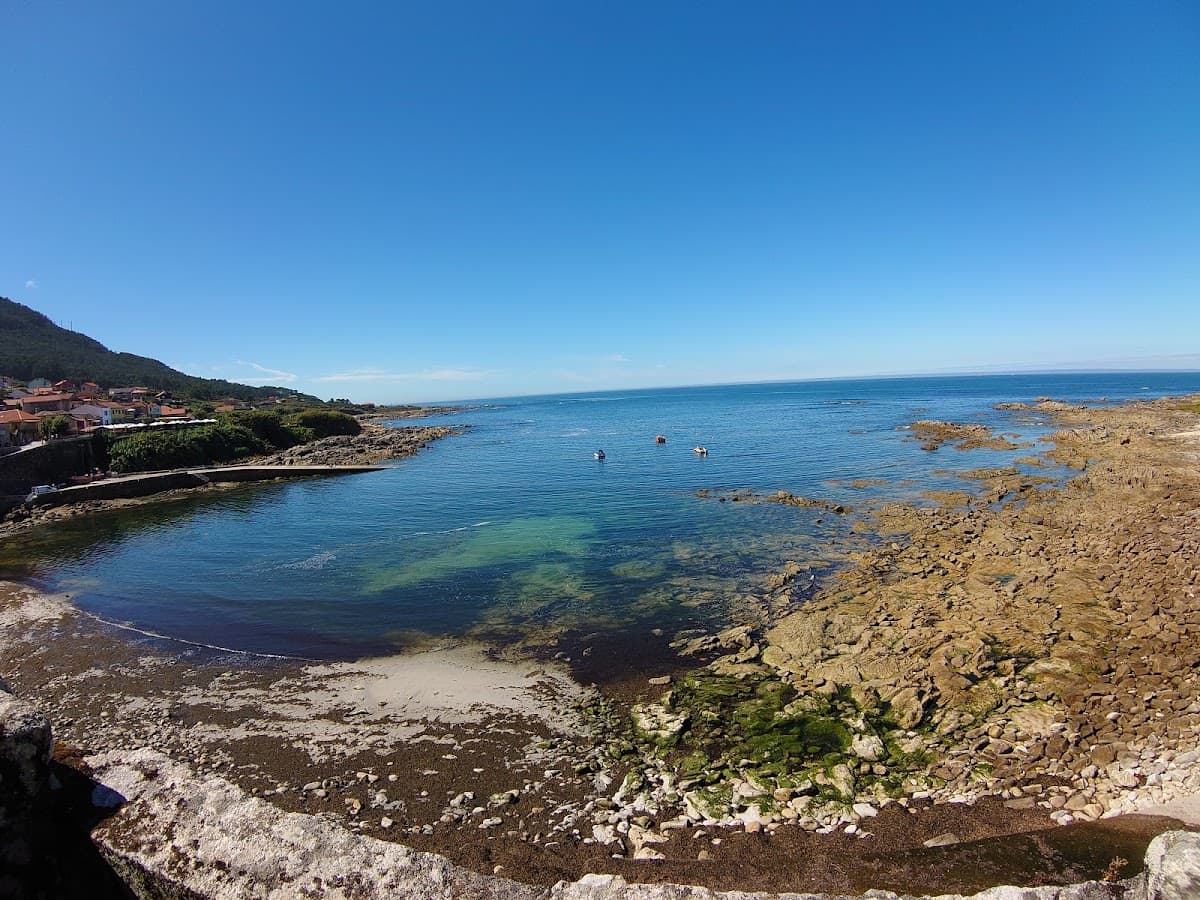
top-left (2, 2), bottom-right (1198, 402)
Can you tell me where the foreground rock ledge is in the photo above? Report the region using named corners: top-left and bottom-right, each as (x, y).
top-left (87, 748), bottom-right (1194, 900)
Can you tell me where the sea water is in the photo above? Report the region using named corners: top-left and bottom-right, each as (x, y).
top-left (4, 373), bottom-right (1199, 663)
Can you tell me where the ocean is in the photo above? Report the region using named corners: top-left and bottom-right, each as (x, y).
top-left (5, 372), bottom-right (1199, 666)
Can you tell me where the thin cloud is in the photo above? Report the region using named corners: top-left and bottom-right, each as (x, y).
top-left (602, 353), bottom-right (631, 363)
top-left (315, 367), bottom-right (495, 383)
top-left (24, 279), bottom-right (37, 289)
top-left (232, 360), bottom-right (298, 384)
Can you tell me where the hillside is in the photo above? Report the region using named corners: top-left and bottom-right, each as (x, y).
top-left (0, 297), bottom-right (316, 402)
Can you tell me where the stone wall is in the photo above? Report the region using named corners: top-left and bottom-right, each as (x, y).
top-left (0, 436), bottom-right (98, 497)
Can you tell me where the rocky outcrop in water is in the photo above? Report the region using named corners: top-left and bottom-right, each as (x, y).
top-left (255, 423), bottom-right (456, 466)
top-left (904, 420), bottom-right (1027, 451)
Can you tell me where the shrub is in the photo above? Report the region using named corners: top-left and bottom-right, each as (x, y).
top-left (221, 409), bottom-right (306, 451)
top-left (107, 424), bottom-right (268, 473)
top-left (291, 409), bottom-right (361, 438)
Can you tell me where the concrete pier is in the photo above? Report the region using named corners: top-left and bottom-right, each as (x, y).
top-left (29, 464), bottom-right (383, 507)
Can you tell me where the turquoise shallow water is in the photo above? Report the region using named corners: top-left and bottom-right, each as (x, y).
top-left (4, 373), bottom-right (1199, 661)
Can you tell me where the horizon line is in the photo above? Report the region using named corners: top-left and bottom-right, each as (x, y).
top-left (398, 367), bottom-right (1200, 407)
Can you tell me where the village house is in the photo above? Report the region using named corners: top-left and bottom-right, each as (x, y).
top-left (19, 392), bottom-right (75, 415)
top-left (70, 403), bottom-right (113, 426)
top-left (52, 379), bottom-right (77, 393)
top-left (152, 404), bottom-right (189, 419)
top-left (78, 381), bottom-right (102, 398)
top-left (109, 386), bottom-right (150, 401)
top-left (0, 409), bottom-right (42, 447)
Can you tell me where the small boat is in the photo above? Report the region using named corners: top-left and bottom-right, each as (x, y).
top-left (692, 446), bottom-right (708, 455)
top-left (594, 449), bottom-right (606, 460)
top-left (655, 435), bottom-right (666, 444)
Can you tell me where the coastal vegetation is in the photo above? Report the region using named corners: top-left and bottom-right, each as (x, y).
top-left (104, 423), bottom-right (268, 473)
top-left (292, 409), bottom-right (361, 438)
top-left (220, 408), bottom-right (314, 449)
top-left (98, 408), bottom-right (361, 473)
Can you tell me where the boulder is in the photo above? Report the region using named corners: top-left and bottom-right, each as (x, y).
top-left (887, 686), bottom-right (930, 729)
top-left (630, 702), bottom-right (689, 744)
top-left (851, 734), bottom-right (885, 762)
top-left (1143, 830), bottom-right (1200, 900)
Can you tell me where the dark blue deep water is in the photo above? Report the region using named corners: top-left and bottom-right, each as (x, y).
top-left (5, 373), bottom-right (1199, 661)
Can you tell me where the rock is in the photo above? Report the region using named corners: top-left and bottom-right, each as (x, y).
top-left (592, 824), bottom-right (619, 845)
top-left (851, 802), bottom-right (878, 818)
top-left (648, 676), bottom-right (672, 686)
top-left (1142, 831), bottom-right (1200, 900)
top-left (683, 790), bottom-right (729, 822)
top-left (829, 764), bottom-right (856, 800)
top-left (886, 686), bottom-right (929, 730)
top-left (630, 702), bottom-right (689, 744)
top-left (1112, 768), bottom-right (1140, 789)
top-left (923, 832), bottom-right (961, 848)
top-left (851, 734), bottom-right (885, 762)
top-left (632, 846), bottom-right (665, 860)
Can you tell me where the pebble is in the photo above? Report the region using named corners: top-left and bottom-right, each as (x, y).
top-left (923, 832), bottom-right (960, 848)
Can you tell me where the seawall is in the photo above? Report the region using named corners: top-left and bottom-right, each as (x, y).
top-left (0, 436), bottom-right (99, 511)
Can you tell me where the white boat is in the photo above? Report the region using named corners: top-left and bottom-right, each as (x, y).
top-left (692, 446), bottom-right (708, 455)
top-left (594, 450), bottom-right (606, 460)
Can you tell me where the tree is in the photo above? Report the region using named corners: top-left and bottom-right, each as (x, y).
top-left (39, 415), bottom-right (72, 439)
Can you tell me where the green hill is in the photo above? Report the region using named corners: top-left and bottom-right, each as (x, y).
top-left (0, 297), bottom-right (317, 402)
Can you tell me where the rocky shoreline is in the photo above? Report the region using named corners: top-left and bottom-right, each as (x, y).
top-left (1, 395), bottom-right (1198, 895)
top-left (583, 396), bottom-right (1200, 858)
top-left (254, 421), bottom-right (457, 466)
top-left (0, 422), bottom-right (457, 540)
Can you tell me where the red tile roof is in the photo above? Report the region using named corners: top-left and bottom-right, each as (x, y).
top-left (21, 392), bottom-right (75, 404)
top-left (0, 410), bottom-right (40, 423)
